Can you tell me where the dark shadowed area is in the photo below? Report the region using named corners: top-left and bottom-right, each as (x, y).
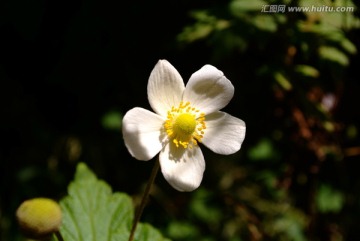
top-left (1, 0), bottom-right (360, 240)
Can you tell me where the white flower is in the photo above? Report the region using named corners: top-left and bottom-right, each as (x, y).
top-left (122, 60), bottom-right (246, 192)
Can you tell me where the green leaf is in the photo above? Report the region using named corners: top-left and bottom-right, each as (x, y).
top-left (60, 163), bottom-right (132, 241)
top-left (340, 38), bottom-right (357, 54)
top-left (252, 15), bottom-right (278, 32)
top-left (166, 221), bottom-right (199, 239)
top-left (274, 72), bottom-right (292, 91)
top-left (177, 11), bottom-right (230, 43)
top-left (230, 0), bottom-right (267, 13)
top-left (300, 0), bottom-right (360, 30)
top-left (102, 111), bottom-right (123, 131)
top-left (248, 138), bottom-right (280, 161)
top-left (135, 223), bottom-right (171, 241)
top-left (189, 189), bottom-right (221, 223)
top-left (319, 46), bottom-right (349, 66)
top-left (295, 65), bottom-right (320, 78)
top-left (316, 184), bottom-right (344, 213)
top-left (60, 163), bottom-right (170, 241)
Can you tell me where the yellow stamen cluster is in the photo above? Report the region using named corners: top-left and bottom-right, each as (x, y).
top-left (164, 101), bottom-right (206, 148)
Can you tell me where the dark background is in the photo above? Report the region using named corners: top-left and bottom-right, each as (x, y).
top-left (1, 0), bottom-right (360, 240)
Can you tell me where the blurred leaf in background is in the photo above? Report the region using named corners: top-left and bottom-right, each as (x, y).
top-left (1, 0), bottom-right (360, 240)
top-left (173, 0), bottom-right (360, 240)
top-left (102, 111), bottom-right (123, 131)
top-left (316, 184), bottom-right (344, 213)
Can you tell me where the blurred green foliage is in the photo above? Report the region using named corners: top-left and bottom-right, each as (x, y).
top-left (102, 111), bottom-right (123, 131)
top-left (1, 0), bottom-right (360, 241)
top-left (315, 184), bottom-right (344, 213)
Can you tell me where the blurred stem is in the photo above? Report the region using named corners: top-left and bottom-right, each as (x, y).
top-left (55, 231), bottom-right (64, 241)
top-left (128, 157), bottom-right (160, 241)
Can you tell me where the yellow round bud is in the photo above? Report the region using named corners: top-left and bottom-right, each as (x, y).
top-left (16, 197), bottom-right (62, 239)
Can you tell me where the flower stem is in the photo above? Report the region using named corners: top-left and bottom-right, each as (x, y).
top-left (128, 158), bottom-right (160, 241)
top-left (55, 231), bottom-right (64, 241)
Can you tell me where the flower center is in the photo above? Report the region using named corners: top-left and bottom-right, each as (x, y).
top-left (164, 101), bottom-right (206, 149)
top-left (174, 113), bottom-right (196, 135)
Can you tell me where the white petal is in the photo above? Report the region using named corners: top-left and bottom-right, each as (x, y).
top-left (122, 107), bottom-right (166, 161)
top-left (147, 60), bottom-right (185, 117)
top-left (159, 144), bottom-right (205, 192)
top-left (183, 65), bottom-right (234, 114)
top-left (202, 111), bottom-right (246, 155)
